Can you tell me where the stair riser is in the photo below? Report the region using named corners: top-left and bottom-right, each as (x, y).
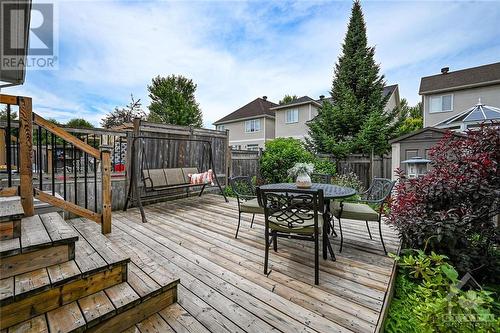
top-left (0, 264), bottom-right (127, 330)
top-left (0, 219), bottom-right (20, 240)
top-left (87, 286), bottom-right (177, 333)
top-left (0, 243), bottom-right (74, 278)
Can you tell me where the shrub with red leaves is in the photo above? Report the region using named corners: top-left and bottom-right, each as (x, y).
top-left (389, 124), bottom-right (500, 282)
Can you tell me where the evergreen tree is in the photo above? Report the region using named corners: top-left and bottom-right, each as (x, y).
top-left (147, 75), bottom-right (203, 127)
top-left (308, 0), bottom-right (389, 157)
top-left (279, 94), bottom-right (298, 105)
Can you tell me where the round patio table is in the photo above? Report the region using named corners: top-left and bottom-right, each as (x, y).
top-left (258, 183), bottom-right (356, 260)
top-left (259, 183), bottom-right (356, 200)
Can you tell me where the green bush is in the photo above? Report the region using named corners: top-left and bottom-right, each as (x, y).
top-left (385, 249), bottom-right (499, 333)
top-left (259, 138), bottom-right (335, 183)
top-left (332, 172), bottom-right (364, 192)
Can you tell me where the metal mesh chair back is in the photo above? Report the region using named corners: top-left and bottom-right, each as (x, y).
top-left (258, 188), bottom-right (324, 229)
top-left (363, 178), bottom-right (395, 202)
top-left (311, 173), bottom-right (332, 184)
top-left (229, 176), bottom-right (255, 198)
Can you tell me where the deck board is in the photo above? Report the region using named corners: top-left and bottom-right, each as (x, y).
top-left (105, 194), bottom-right (399, 333)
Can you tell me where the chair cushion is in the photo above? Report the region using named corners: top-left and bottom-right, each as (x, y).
top-left (182, 167), bottom-right (199, 183)
top-left (164, 168), bottom-right (188, 186)
top-left (331, 201), bottom-right (379, 221)
top-left (143, 169), bottom-right (168, 188)
top-left (269, 215), bottom-right (322, 235)
top-left (239, 198), bottom-right (264, 214)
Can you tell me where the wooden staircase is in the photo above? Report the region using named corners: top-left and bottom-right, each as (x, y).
top-left (0, 197), bottom-right (179, 332)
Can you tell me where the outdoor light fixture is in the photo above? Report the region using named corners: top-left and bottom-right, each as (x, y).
top-left (401, 156), bottom-right (431, 178)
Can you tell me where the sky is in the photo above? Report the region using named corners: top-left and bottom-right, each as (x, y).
top-left (3, 0), bottom-right (500, 128)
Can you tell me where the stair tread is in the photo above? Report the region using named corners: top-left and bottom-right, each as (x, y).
top-left (0, 197), bottom-right (24, 222)
top-left (4, 261), bottom-right (179, 332)
top-left (78, 290), bottom-right (115, 328)
top-left (14, 268), bottom-right (51, 296)
top-left (39, 212), bottom-right (79, 245)
top-left (124, 303), bottom-right (210, 333)
top-left (69, 218), bottom-right (129, 265)
top-left (1, 227), bottom-right (131, 306)
top-left (47, 301), bottom-right (86, 333)
top-left (20, 215), bottom-right (51, 251)
top-left (0, 238), bottom-right (20, 256)
top-left (7, 315), bottom-right (48, 333)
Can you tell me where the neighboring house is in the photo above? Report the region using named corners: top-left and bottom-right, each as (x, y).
top-left (270, 96), bottom-right (322, 141)
top-left (213, 97), bottom-right (277, 150)
top-left (419, 62), bottom-right (500, 128)
top-left (272, 84), bottom-right (400, 141)
top-left (389, 127), bottom-right (463, 180)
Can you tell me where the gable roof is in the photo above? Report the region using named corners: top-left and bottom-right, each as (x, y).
top-left (435, 102), bottom-right (500, 128)
top-left (383, 84), bottom-right (398, 98)
top-left (419, 62), bottom-right (500, 94)
top-left (213, 97), bottom-right (278, 125)
top-left (389, 127), bottom-right (464, 144)
top-left (270, 96), bottom-right (321, 110)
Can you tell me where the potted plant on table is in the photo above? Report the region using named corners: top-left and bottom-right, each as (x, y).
top-left (288, 162), bottom-right (314, 188)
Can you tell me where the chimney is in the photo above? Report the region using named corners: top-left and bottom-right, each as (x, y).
top-left (262, 96), bottom-right (267, 101)
top-left (441, 67), bottom-right (449, 74)
top-left (319, 95), bottom-right (325, 100)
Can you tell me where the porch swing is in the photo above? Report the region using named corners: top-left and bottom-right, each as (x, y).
top-left (124, 136), bottom-right (228, 223)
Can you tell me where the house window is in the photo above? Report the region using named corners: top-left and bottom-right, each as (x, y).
top-left (245, 119), bottom-right (261, 133)
top-left (285, 109), bottom-right (299, 123)
top-left (246, 144), bottom-right (259, 151)
top-left (430, 94), bottom-right (453, 113)
top-left (216, 125), bottom-right (225, 131)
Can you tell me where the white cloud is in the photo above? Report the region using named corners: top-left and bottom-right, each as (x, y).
top-left (3, 0), bottom-right (499, 127)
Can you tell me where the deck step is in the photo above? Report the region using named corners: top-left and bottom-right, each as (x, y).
top-left (122, 303), bottom-right (210, 333)
top-left (0, 213), bottom-right (79, 278)
top-left (7, 277), bottom-right (178, 333)
top-left (0, 231), bottom-right (130, 330)
top-left (0, 197), bottom-right (24, 240)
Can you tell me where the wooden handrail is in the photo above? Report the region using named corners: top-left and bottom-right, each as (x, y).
top-left (0, 94), bottom-right (18, 105)
top-left (33, 113), bottom-right (100, 159)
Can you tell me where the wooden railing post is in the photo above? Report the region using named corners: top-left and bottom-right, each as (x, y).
top-left (100, 144), bottom-right (112, 234)
top-left (18, 96), bottom-right (34, 216)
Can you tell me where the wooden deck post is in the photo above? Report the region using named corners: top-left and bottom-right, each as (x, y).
top-left (100, 144), bottom-right (112, 234)
top-left (18, 96), bottom-right (34, 216)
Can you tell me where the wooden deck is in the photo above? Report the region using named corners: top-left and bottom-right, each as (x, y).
top-left (105, 194), bottom-right (400, 333)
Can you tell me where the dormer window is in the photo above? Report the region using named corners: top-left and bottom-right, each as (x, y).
top-left (430, 94), bottom-right (453, 113)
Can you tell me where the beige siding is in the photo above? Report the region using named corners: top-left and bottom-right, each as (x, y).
top-left (275, 104), bottom-right (319, 140)
top-left (384, 89), bottom-right (399, 113)
top-left (221, 116), bottom-right (273, 150)
top-left (423, 84), bottom-right (500, 127)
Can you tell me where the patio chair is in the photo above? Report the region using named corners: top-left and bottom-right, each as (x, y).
top-left (229, 176), bottom-right (264, 239)
top-left (257, 187), bottom-right (325, 285)
top-left (332, 178), bottom-right (395, 254)
top-left (311, 173), bottom-right (332, 184)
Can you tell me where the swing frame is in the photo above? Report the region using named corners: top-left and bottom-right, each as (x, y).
top-left (124, 135), bottom-right (228, 223)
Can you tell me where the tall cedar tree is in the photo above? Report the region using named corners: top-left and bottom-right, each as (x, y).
top-left (147, 75), bottom-right (203, 127)
top-left (308, 1), bottom-right (389, 157)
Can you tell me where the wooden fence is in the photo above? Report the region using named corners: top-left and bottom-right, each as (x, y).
top-left (227, 150), bottom-right (392, 189)
top-left (228, 148), bottom-right (261, 179)
top-left (329, 154), bottom-right (392, 189)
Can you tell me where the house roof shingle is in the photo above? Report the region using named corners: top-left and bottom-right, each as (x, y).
top-left (213, 97), bottom-right (278, 125)
top-left (419, 62), bottom-right (500, 94)
top-left (270, 96), bottom-right (321, 110)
